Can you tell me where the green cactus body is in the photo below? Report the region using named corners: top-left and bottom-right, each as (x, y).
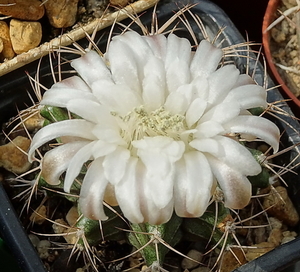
top-left (182, 203), bottom-right (232, 248)
top-left (128, 214), bottom-right (182, 266)
top-left (247, 148), bottom-right (270, 188)
top-left (40, 106), bottom-right (70, 125)
top-left (76, 207), bottom-right (128, 247)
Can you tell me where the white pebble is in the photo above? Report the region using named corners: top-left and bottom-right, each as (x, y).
top-left (181, 249), bottom-right (203, 270)
top-left (28, 234), bottom-right (40, 247)
top-left (37, 240), bottom-right (51, 259)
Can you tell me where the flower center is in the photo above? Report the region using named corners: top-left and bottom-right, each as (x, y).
top-left (117, 105), bottom-right (187, 143)
top-left (136, 106), bottom-right (185, 136)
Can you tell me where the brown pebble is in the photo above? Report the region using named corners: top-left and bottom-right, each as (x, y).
top-left (0, 0), bottom-right (45, 21)
top-left (263, 186), bottom-right (299, 226)
top-left (0, 21), bottom-right (15, 60)
top-left (219, 248), bottom-right (247, 272)
top-left (53, 219), bottom-right (77, 244)
top-left (30, 205), bottom-right (47, 225)
top-left (0, 38), bottom-right (3, 53)
top-left (10, 19), bottom-right (42, 54)
top-left (52, 219), bottom-right (68, 235)
top-left (271, 28), bottom-right (286, 44)
top-left (110, 0), bottom-right (130, 7)
top-left (269, 217), bottom-right (283, 230)
top-left (245, 242), bottom-right (275, 262)
top-left (0, 136), bottom-right (31, 174)
top-left (23, 111), bottom-right (45, 131)
top-left (268, 228), bottom-right (282, 247)
top-left (44, 0), bottom-right (79, 28)
top-left (281, 230), bottom-right (297, 244)
top-left (253, 225), bottom-right (267, 244)
top-left (66, 206), bottom-right (79, 226)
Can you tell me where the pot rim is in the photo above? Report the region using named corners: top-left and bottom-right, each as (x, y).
top-left (262, 0), bottom-right (300, 108)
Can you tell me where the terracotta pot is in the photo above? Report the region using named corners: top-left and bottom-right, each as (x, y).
top-left (262, 0), bottom-right (300, 115)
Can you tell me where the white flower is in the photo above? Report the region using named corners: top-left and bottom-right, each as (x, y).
top-left (28, 31), bottom-right (280, 225)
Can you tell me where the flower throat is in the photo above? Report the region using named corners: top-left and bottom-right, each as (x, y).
top-left (117, 105), bottom-right (186, 142)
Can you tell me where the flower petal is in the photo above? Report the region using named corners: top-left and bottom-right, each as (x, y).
top-left (133, 136), bottom-right (185, 163)
top-left (190, 39), bottom-right (223, 79)
top-left (142, 165), bottom-right (174, 210)
top-left (79, 158), bottom-right (109, 220)
top-left (189, 138), bottom-right (220, 155)
top-left (103, 147), bottom-right (130, 185)
top-left (192, 136), bottom-right (261, 176)
top-left (185, 98), bottom-right (207, 128)
top-left (233, 74), bottom-right (255, 87)
top-left (53, 75), bottom-right (92, 92)
top-left (143, 198), bottom-right (174, 225)
top-left (107, 31), bottom-right (154, 92)
top-left (71, 50), bottom-right (112, 86)
top-left (200, 102), bottom-right (240, 124)
top-left (103, 183), bottom-right (118, 206)
top-left (224, 115), bottom-right (280, 152)
top-left (164, 91), bottom-right (189, 115)
top-left (114, 31), bottom-right (153, 63)
top-left (191, 75), bottom-right (209, 101)
top-left (166, 59), bottom-right (191, 93)
top-left (133, 137), bottom-right (185, 209)
top-left (207, 155), bottom-right (252, 209)
top-left (165, 34), bottom-right (191, 93)
top-left (215, 136), bottom-right (261, 176)
top-left (137, 161), bottom-right (174, 224)
top-left (64, 141), bottom-right (95, 193)
top-left (165, 33), bottom-right (191, 69)
top-left (41, 87), bottom-right (96, 108)
top-left (41, 141), bottom-right (90, 185)
top-left (107, 39), bottom-right (141, 92)
top-left (29, 120), bottom-right (96, 162)
top-left (66, 98), bottom-right (118, 126)
top-left (91, 80), bottom-right (141, 115)
top-left (224, 84), bottom-right (267, 110)
top-left (91, 140), bottom-right (117, 158)
top-left (115, 157), bottom-right (144, 223)
top-left (142, 56), bottom-right (166, 110)
top-left (194, 121), bottom-right (224, 138)
top-left (144, 34), bottom-right (167, 59)
top-left (207, 65), bottom-right (240, 105)
top-left (174, 151), bottom-right (213, 217)
top-left (92, 124), bottom-right (125, 145)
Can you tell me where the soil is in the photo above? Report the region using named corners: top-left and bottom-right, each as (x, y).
top-left (269, 0), bottom-right (300, 97)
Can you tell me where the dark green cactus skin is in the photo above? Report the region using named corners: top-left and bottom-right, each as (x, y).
top-left (128, 214), bottom-right (182, 266)
top-left (76, 207), bottom-right (128, 247)
top-left (40, 106), bottom-right (70, 125)
top-left (182, 202), bottom-right (232, 248)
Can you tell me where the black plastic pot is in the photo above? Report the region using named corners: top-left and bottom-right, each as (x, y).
top-left (0, 0), bottom-right (300, 271)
